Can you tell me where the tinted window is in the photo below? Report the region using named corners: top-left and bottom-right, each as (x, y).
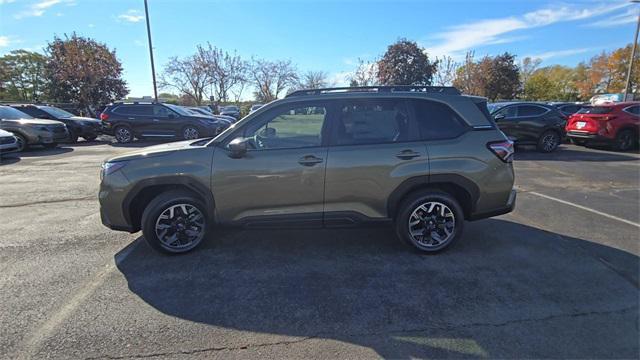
top-left (560, 105), bottom-right (581, 114)
top-left (577, 106), bottom-right (611, 114)
top-left (412, 100), bottom-right (466, 140)
top-left (517, 105), bottom-right (547, 116)
top-left (494, 105), bottom-right (517, 118)
top-left (153, 105), bottom-right (173, 117)
top-left (13, 107), bottom-right (45, 118)
top-left (40, 106), bottom-right (74, 118)
top-left (0, 106), bottom-right (34, 119)
top-left (332, 99), bottom-right (414, 145)
top-left (114, 105), bottom-right (153, 116)
top-left (243, 103), bottom-right (327, 150)
top-left (624, 106), bottom-right (640, 115)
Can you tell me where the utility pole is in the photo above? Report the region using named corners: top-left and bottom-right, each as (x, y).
top-left (144, 0), bottom-right (158, 102)
top-left (624, 2), bottom-right (640, 101)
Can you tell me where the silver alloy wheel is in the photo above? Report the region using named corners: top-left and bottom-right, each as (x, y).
top-left (115, 127), bottom-right (132, 143)
top-left (542, 132), bottom-right (558, 152)
top-left (15, 135), bottom-right (25, 151)
top-left (408, 201), bottom-right (455, 248)
top-left (155, 203), bottom-right (206, 251)
top-left (183, 127), bottom-right (199, 140)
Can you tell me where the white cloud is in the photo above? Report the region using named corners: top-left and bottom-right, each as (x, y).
top-left (0, 36), bottom-right (11, 47)
top-left (423, 1), bottom-right (632, 59)
top-left (0, 0), bottom-right (16, 4)
top-left (118, 9), bottom-right (144, 23)
top-left (13, 0), bottom-right (74, 19)
top-left (590, 7), bottom-right (638, 27)
top-left (525, 47), bottom-right (595, 61)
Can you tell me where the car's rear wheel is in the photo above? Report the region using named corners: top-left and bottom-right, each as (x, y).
top-left (537, 130), bottom-right (560, 152)
top-left (395, 191), bottom-right (464, 253)
top-left (141, 191), bottom-right (208, 254)
top-left (68, 130), bottom-right (78, 143)
top-left (613, 129), bottom-right (637, 151)
top-left (14, 134), bottom-right (27, 151)
top-left (182, 126), bottom-right (200, 140)
top-left (114, 125), bottom-right (133, 143)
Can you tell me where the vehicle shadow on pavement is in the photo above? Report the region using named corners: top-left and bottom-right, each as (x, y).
top-left (515, 145), bottom-right (639, 162)
top-left (0, 155), bottom-right (20, 165)
top-left (115, 219), bottom-right (639, 359)
top-left (14, 146), bottom-right (74, 157)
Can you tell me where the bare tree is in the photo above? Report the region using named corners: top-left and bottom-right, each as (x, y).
top-left (348, 58), bottom-right (378, 86)
top-left (197, 43), bottom-right (248, 102)
top-left (433, 55), bottom-right (459, 86)
top-left (159, 54), bottom-right (211, 105)
top-left (249, 58), bottom-right (298, 102)
top-left (297, 70), bottom-right (329, 89)
top-left (520, 57), bottom-right (542, 88)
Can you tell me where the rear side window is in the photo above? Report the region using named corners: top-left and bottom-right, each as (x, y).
top-left (517, 105), bottom-right (548, 116)
top-left (623, 105), bottom-right (640, 115)
top-left (577, 106), bottom-right (612, 114)
top-left (411, 100), bottom-right (466, 140)
top-left (114, 105), bottom-right (153, 116)
top-left (332, 99), bottom-right (416, 145)
top-left (560, 105), bottom-right (581, 114)
top-left (14, 107), bottom-right (43, 118)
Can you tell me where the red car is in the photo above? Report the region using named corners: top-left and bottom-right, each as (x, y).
top-left (566, 102), bottom-right (639, 151)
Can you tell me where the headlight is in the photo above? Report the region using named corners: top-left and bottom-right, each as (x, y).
top-left (101, 161), bottom-right (127, 179)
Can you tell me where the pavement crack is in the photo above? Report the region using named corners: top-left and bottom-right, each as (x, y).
top-left (0, 196), bottom-right (95, 208)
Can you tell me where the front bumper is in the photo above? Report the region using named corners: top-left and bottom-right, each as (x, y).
top-left (99, 170), bottom-right (135, 232)
top-left (468, 189), bottom-right (516, 221)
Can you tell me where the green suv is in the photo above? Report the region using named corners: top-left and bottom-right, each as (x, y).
top-left (99, 86), bottom-right (516, 254)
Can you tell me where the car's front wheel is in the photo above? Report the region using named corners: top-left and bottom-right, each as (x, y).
top-left (182, 126), bottom-right (200, 140)
top-left (141, 191), bottom-right (209, 254)
top-left (537, 130), bottom-right (560, 152)
top-left (395, 191), bottom-right (464, 253)
top-left (14, 134), bottom-right (27, 151)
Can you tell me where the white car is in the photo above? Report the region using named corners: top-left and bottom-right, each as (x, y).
top-left (0, 128), bottom-right (19, 154)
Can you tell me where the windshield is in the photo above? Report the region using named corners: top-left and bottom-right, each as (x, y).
top-left (577, 106), bottom-right (611, 114)
top-left (163, 103), bottom-right (191, 116)
top-left (0, 106), bottom-right (34, 120)
top-left (40, 106), bottom-right (74, 118)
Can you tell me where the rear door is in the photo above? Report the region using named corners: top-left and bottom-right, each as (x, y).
top-left (515, 104), bottom-right (551, 142)
top-left (323, 98), bottom-right (427, 224)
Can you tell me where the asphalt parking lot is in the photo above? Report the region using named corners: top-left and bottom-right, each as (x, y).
top-left (1, 140), bottom-right (638, 359)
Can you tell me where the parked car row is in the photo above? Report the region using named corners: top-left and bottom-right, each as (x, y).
top-left (488, 101), bottom-right (639, 152)
top-left (0, 105), bottom-right (70, 152)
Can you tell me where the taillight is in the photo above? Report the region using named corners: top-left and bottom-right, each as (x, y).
top-left (488, 140), bottom-right (514, 163)
top-left (100, 113), bottom-right (109, 121)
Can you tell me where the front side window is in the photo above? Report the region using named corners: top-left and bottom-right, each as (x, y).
top-left (411, 99), bottom-right (466, 140)
top-left (494, 105), bottom-right (517, 119)
top-left (242, 103), bottom-right (327, 150)
top-left (517, 105), bottom-right (548, 117)
top-left (153, 105), bottom-right (173, 117)
top-left (624, 105), bottom-right (640, 115)
top-left (332, 99), bottom-right (414, 145)
top-left (40, 106), bottom-right (74, 118)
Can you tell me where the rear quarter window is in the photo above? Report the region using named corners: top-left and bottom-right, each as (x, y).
top-left (411, 100), bottom-right (467, 140)
top-left (577, 106), bottom-right (612, 114)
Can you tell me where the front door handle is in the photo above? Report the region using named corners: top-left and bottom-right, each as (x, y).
top-left (298, 155), bottom-right (323, 166)
top-left (396, 150), bottom-right (420, 160)
top-left (153, 119), bottom-right (160, 122)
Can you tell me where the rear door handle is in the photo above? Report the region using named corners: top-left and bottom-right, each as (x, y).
top-left (298, 155), bottom-right (323, 166)
top-left (396, 150), bottom-right (420, 160)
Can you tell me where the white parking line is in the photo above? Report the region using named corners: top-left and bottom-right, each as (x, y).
top-left (528, 191), bottom-right (640, 228)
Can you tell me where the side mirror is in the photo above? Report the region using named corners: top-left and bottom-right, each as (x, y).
top-left (228, 137), bottom-right (249, 158)
top-left (494, 113), bottom-right (506, 121)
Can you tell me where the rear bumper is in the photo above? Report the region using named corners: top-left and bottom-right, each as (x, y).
top-left (468, 189), bottom-right (516, 221)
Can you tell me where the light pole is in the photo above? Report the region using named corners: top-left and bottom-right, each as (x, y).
top-left (144, 0), bottom-right (158, 102)
top-left (624, 1), bottom-right (640, 100)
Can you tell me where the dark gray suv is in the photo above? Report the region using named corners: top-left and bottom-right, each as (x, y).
top-left (99, 86), bottom-right (516, 254)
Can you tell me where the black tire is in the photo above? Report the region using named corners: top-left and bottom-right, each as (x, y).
top-left (570, 138), bottom-right (587, 146)
top-left (395, 190), bottom-right (464, 253)
top-left (612, 129), bottom-right (637, 151)
top-left (141, 190), bottom-right (209, 254)
top-left (537, 130), bottom-right (560, 152)
top-left (83, 135), bottom-right (98, 142)
top-left (14, 133), bottom-right (27, 152)
top-left (182, 126), bottom-right (201, 140)
top-left (68, 130), bottom-right (79, 143)
top-left (43, 142), bottom-right (58, 149)
top-left (114, 125), bottom-right (133, 143)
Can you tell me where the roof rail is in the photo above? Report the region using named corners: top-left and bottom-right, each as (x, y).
top-left (286, 85), bottom-right (461, 98)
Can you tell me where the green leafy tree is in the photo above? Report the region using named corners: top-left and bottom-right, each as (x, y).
top-left (44, 34), bottom-right (128, 114)
top-left (377, 39), bottom-right (438, 85)
top-left (484, 52), bottom-right (520, 101)
top-left (0, 50), bottom-right (48, 101)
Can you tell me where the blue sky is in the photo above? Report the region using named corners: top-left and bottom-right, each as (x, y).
top-left (0, 0), bottom-right (638, 97)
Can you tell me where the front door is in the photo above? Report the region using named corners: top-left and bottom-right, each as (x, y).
top-left (212, 101), bottom-right (332, 227)
top-left (494, 105), bottom-right (519, 141)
